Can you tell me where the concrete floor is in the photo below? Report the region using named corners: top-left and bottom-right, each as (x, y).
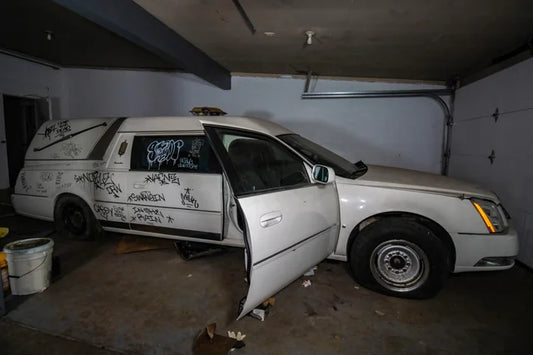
top-left (1, 202), bottom-right (533, 354)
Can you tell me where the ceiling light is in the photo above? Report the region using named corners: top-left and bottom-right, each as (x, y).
top-left (45, 30), bottom-right (54, 41)
top-left (305, 30), bottom-right (315, 45)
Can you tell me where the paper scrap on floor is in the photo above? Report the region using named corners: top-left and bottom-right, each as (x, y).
top-left (303, 265), bottom-right (318, 276)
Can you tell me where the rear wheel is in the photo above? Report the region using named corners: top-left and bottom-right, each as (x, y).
top-left (350, 218), bottom-right (449, 298)
top-left (54, 195), bottom-right (102, 240)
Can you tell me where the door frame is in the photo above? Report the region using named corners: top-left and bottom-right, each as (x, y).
top-left (2, 94), bottom-right (50, 188)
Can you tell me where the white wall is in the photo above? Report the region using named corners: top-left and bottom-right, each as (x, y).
top-left (0, 55), bottom-right (448, 189)
top-left (66, 69), bottom-right (447, 173)
top-left (449, 58), bottom-right (533, 268)
top-left (0, 53), bottom-right (67, 189)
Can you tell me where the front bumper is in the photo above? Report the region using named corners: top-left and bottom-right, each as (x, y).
top-left (452, 225), bottom-right (519, 273)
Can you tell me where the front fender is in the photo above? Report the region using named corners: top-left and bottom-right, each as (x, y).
top-left (334, 184), bottom-right (488, 256)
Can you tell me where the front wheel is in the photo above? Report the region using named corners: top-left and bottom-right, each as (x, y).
top-left (349, 218), bottom-right (449, 299)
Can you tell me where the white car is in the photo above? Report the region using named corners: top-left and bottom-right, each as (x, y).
top-left (12, 116), bottom-right (518, 318)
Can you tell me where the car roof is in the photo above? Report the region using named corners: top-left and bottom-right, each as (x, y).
top-left (118, 116), bottom-right (293, 136)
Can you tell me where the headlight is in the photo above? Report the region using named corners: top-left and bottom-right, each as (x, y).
top-left (471, 198), bottom-right (505, 233)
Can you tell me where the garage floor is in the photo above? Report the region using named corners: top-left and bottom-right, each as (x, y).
top-left (1, 202), bottom-right (533, 355)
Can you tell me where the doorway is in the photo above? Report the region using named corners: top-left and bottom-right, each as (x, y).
top-left (2, 95), bottom-right (49, 188)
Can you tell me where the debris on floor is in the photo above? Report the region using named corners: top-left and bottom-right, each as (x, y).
top-left (249, 297), bottom-right (276, 321)
top-left (175, 241), bottom-right (225, 260)
top-left (192, 323), bottom-right (245, 355)
top-left (1, 252), bottom-right (9, 292)
top-left (116, 236), bottom-right (173, 254)
top-left (262, 297), bottom-right (276, 307)
top-left (303, 265), bottom-right (318, 276)
top-left (250, 308), bottom-right (267, 321)
top-left (374, 310), bottom-right (385, 316)
top-left (227, 331), bottom-right (246, 341)
top-left (302, 280), bottom-right (312, 288)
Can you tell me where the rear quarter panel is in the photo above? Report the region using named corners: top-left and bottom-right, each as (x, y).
top-left (12, 161), bottom-right (106, 220)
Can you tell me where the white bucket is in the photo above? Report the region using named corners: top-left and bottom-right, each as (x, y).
top-left (3, 238), bottom-right (54, 295)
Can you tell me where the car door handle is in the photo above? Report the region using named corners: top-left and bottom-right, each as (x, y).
top-left (133, 182), bottom-right (146, 189)
top-left (260, 211), bottom-right (282, 228)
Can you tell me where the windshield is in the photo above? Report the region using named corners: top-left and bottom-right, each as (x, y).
top-left (278, 134), bottom-right (367, 179)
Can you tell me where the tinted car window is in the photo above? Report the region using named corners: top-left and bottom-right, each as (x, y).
top-left (215, 130), bottom-right (309, 195)
top-left (130, 135), bottom-right (220, 173)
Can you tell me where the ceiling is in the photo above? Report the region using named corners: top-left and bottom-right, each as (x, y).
top-left (0, 1), bottom-right (179, 70)
top-left (134, 0), bottom-right (533, 82)
top-left (1, 0), bottom-right (532, 87)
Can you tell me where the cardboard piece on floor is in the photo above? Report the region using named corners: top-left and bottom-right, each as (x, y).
top-left (116, 236), bottom-right (173, 254)
top-left (192, 323), bottom-right (245, 355)
top-left (249, 297), bottom-right (276, 321)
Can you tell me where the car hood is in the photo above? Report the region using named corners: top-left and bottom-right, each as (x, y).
top-left (340, 165), bottom-right (498, 201)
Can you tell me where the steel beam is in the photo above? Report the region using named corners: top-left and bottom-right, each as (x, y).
top-left (54, 0), bottom-right (231, 89)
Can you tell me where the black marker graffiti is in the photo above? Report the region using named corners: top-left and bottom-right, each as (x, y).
top-left (55, 172), bottom-right (63, 186)
top-left (94, 204), bottom-right (111, 220)
top-left (127, 191), bottom-right (166, 203)
top-left (143, 172), bottom-right (181, 186)
top-left (36, 182), bottom-right (47, 194)
top-left (40, 172), bottom-right (53, 183)
top-left (130, 206), bottom-right (173, 225)
top-left (146, 139), bottom-right (184, 169)
top-left (132, 206), bottom-right (164, 216)
top-left (180, 188), bottom-right (199, 209)
top-left (20, 172), bottom-right (31, 192)
top-left (44, 121), bottom-right (72, 140)
top-left (74, 172), bottom-right (122, 198)
top-left (93, 204), bottom-right (127, 222)
top-left (61, 142), bottom-right (82, 158)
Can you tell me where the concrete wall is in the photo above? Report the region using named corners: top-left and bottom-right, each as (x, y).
top-left (0, 53), bottom-right (66, 189)
top-left (449, 58), bottom-right (533, 268)
top-left (65, 68), bottom-right (447, 174)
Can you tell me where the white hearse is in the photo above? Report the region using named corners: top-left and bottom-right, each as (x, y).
top-left (12, 116), bottom-right (518, 318)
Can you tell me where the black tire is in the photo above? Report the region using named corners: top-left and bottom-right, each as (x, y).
top-left (54, 195), bottom-right (102, 240)
top-left (349, 218), bottom-right (449, 299)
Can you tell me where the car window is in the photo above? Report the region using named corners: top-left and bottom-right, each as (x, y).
top-left (214, 130), bottom-right (309, 195)
top-left (130, 135), bottom-right (220, 173)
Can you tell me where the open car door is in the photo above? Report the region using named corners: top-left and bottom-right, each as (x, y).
top-left (205, 126), bottom-right (340, 319)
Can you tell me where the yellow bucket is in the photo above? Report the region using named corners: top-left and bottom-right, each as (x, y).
top-left (0, 227), bottom-right (8, 239)
top-left (0, 252), bottom-right (9, 292)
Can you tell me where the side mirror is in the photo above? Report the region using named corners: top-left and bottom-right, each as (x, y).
top-left (312, 165), bottom-right (335, 184)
